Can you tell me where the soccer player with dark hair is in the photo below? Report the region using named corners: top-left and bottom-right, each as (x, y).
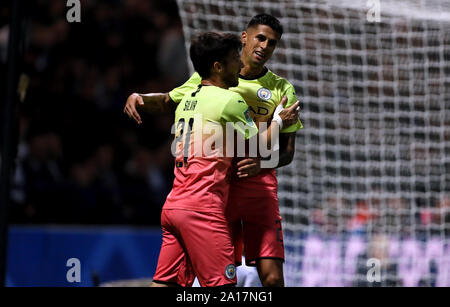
top-left (125, 14), bottom-right (303, 287)
top-left (150, 31), bottom-right (298, 287)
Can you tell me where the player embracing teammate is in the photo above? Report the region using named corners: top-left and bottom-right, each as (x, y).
top-left (124, 14), bottom-right (303, 287)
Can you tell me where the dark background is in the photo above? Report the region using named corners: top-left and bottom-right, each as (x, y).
top-left (1, 0), bottom-right (189, 226)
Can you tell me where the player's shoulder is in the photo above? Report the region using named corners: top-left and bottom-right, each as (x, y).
top-left (199, 87), bottom-right (244, 109)
top-left (208, 86), bottom-right (243, 101)
top-left (227, 91), bottom-right (246, 106)
top-left (264, 69), bottom-right (294, 90)
top-left (220, 91), bottom-right (247, 113)
top-left (191, 71), bottom-right (202, 81)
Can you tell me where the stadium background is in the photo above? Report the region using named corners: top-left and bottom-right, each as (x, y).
top-left (1, 0), bottom-right (449, 286)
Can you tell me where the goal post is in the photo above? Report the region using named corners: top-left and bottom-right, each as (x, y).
top-left (175, 0), bottom-right (450, 286)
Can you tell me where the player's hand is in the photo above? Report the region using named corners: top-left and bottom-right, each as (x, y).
top-left (236, 157), bottom-right (261, 178)
top-left (124, 93), bottom-right (144, 124)
top-left (272, 96), bottom-right (300, 129)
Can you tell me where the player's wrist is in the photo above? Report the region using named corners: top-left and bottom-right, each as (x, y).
top-left (272, 117), bottom-right (283, 129)
top-left (272, 102), bottom-right (284, 129)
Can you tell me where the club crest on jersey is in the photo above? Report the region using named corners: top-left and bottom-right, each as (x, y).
top-left (257, 87), bottom-right (272, 101)
top-left (225, 264), bottom-right (236, 279)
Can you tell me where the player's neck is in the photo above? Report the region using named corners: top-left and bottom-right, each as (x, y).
top-left (201, 77), bottom-right (229, 89)
top-left (239, 64), bottom-right (266, 80)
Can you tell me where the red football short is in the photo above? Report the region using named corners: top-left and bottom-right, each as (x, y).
top-left (226, 184), bottom-right (285, 267)
top-left (152, 209), bottom-right (237, 287)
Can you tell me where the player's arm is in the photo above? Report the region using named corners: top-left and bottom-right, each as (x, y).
top-left (268, 81), bottom-right (303, 168)
top-left (123, 72), bottom-right (202, 124)
top-left (237, 87), bottom-right (302, 176)
top-left (236, 131), bottom-right (296, 177)
top-left (235, 99), bottom-right (298, 178)
top-left (257, 96), bottom-right (299, 149)
top-left (279, 83), bottom-right (303, 133)
top-left (277, 131), bottom-right (296, 168)
top-left (124, 93), bottom-right (174, 125)
top-left (222, 95), bottom-right (298, 150)
top-left (273, 83), bottom-right (303, 168)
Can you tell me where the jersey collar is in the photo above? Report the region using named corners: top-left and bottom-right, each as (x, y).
top-left (239, 67), bottom-right (269, 80)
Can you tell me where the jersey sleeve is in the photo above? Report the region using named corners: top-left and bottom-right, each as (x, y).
top-left (168, 72), bottom-right (202, 103)
top-left (221, 94), bottom-right (259, 140)
top-left (280, 83), bottom-right (304, 133)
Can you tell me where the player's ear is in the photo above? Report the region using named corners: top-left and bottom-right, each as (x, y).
top-left (241, 31), bottom-right (247, 46)
top-left (212, 61), bottom-right (223, 74)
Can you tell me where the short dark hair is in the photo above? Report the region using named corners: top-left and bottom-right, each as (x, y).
top-left (247, 14), bottom-right (283, 37)
top-left (189, 32), bottom-right (242, 78)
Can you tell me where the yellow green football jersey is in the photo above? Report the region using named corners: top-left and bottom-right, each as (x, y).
top-left (169, 69), bottom-right (303, 133)
top-left (167, 84), bottom-right (258, 213)
top-left (174, 84), bottom-right (258, 159)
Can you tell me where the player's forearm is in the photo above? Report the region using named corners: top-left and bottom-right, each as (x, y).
top-left (138, 93), bottom-right (174, 113)
top-left (257, 121), bottom-right (282, 151)
top-left (255, 125), bottom-right (293, 170)
top-left (276, 150), bottom-right (294, 168)
top-left (275, 132), bottom-right (296, 168)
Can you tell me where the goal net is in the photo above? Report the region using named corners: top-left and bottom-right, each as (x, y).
top-left (175, 0), bottom-right (450, 286)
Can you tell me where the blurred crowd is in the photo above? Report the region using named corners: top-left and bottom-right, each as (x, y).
top-left (1, 0), bottom-right (189, 225)
top-left (309, 193), bottom-right (450, 237)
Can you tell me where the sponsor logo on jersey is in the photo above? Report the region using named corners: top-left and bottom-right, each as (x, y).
top-left (225, 264), bottom-right (236, 279)
top-left (248, 105), bottom-right (269, 116)
top-left (257, 87), bottom-right (272, 101)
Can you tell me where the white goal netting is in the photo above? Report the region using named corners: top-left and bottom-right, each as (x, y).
top-left (175, 0), bottom-right (450, 286)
